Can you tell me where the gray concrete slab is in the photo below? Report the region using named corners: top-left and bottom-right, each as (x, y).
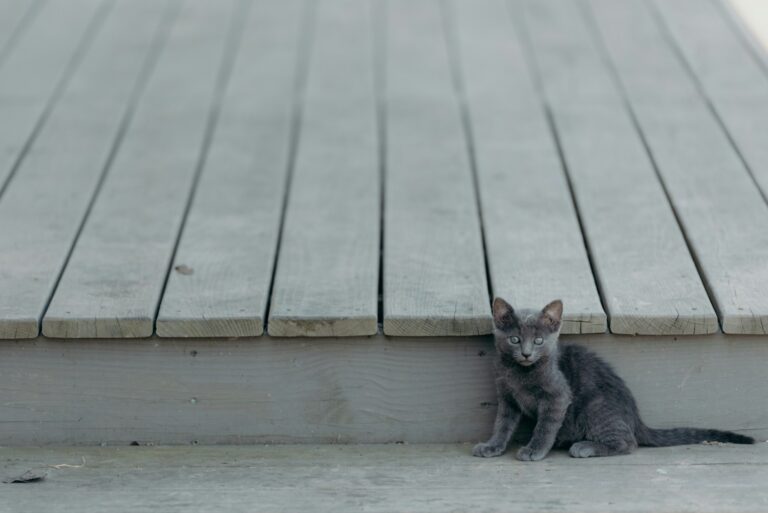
top-left (1, 443), bottom-right (766, 512)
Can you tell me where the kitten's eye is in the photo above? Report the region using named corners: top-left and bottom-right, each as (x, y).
top-left (508, 336), bottom-right (520, 345)
top-left (534, 337), bottom-right (544, 345)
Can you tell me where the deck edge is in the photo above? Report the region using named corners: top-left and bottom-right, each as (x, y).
top-left (42, 316), bottom-right (154, 339)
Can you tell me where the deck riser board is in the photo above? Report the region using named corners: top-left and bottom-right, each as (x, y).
top-left (0, 334), bottom-right (764, 445)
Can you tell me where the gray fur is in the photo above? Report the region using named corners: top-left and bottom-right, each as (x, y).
top-left (473, 298), bottom-right (754, 461)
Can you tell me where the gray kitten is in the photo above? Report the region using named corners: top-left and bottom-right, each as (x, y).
top-left (473, 297), bottom-right (754, 461)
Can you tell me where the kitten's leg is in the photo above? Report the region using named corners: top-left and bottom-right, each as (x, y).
top-left (568, 438), bottom-right (635, 458)
top-left (570, 422), bottom-right (637, 458)
top-left (472, 399), bottom-right (521, 457)
top-left (516, 396), bottom-right (569, 461)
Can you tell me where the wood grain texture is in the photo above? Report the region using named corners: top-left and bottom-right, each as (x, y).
top-left (587, 0), bottom-right (768, 334)
top-left (15, 445), bottom-right (768, 512)
top-left (4, 445), bottom-right (768, 513)
top-left (653, 0), bottom-right (768, 200)
top-left (0, 333), bottom-right (765, 445)
top-left (0, 0), bottom-right (103, 190)
top-left (0, 0), bottom-right (172, 340)
top-left (156, 0), bottom-right (305, 338)
top-left (514, 0), bottom-right (716, 335)
top-left (42, 0), bottom-right (239, 339)
top-left (382, 0), bottom-right (492, 337)
top-left (267, 0), bottom-right (379, 337)
top-left (451, 0), bottom-right (605, 335)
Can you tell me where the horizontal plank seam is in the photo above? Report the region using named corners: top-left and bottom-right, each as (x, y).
top-left (577, 0), bottom-right (723, 333)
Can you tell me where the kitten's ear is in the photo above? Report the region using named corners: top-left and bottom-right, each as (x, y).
top-left (540, 299), bottom-right (563, 331)
top-left (492, 297), bottom-right (517, 329)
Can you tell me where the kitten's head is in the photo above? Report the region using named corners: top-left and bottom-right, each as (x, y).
top-left (492, 297), bottom-right (563, 367)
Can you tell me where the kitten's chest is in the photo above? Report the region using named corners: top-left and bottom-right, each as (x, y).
top-left (500, 380), bottom-right (540, 417)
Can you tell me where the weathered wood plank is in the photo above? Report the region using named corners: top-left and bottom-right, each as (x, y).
top-left (450, 0), bottom-right (605, 334)
top-left (156, 0), bottom-right (306, 338)
top-left (0, 333), bottom-right (765, 445)
top-left (267, 0), bottom-right (379, 337)
top-left (587, 0), bottom-right (768, 334)
top-left (512, 0), bottom-right (716, 335)
top-left (42, 0), bottom-right (240, 338)
top-left (382, 0), bottom-right (492, 336)
top-left (0, 0), bottom-right (174, 340)
top-left (3, 445), bottom-right (768, 513)
top-left (653, 0), bottom-right (768, 201)
top-left (0, 0), bottom-right (104, 191)
top-left (0, 0), bottom-right (38, 60)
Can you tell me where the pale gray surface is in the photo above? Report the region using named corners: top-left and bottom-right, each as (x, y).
top-left (0, 333), bottom-right (765, 445)
top-left (0, 336), bottom-right (496, 445)
top-left (156, 0), bottom-right (305, 338)
top-left (383, 0), bottom-right (492, 336)
top-left (516, 0), bottom-right (717, 335)
top-left (654, 0), bottom-right (768, 200)
top-left (728, 0), bottom-right (768, 58)
top-left (2, 444), bottom-right (767, 513)
top-left (0, 0), bottom-right (102, 189)
top-left (588, 0), bottom-right (768, 334)
top-left (0, 0), bottom-right (36, 61)
top-left (267, 0), bottom-right (380, 337)
top-left (42, 0), bottom-right (238, 338)
top-left (451, 0), bottom-right (606, 334)
top-left (0, 0), bottom-right (766, 340)
top-left (0, 0), bottom-right (171, 339)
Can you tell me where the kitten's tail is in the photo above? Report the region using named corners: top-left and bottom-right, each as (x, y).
top-left (637, 424), bottom-right (754, 447)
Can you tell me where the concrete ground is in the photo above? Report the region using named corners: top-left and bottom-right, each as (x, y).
top-left (1, 443), bottom-right (767, 513)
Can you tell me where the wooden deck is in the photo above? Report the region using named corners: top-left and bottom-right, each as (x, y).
top-left (4, 0), bottom-right (768, 447)
top-left (1, 0), bottom-right (768, 339)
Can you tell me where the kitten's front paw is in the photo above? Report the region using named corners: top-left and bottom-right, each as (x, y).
top-left (515, 446), bottom-right (548, 461)
top-left (472, 442), bottom-right (505, 458)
